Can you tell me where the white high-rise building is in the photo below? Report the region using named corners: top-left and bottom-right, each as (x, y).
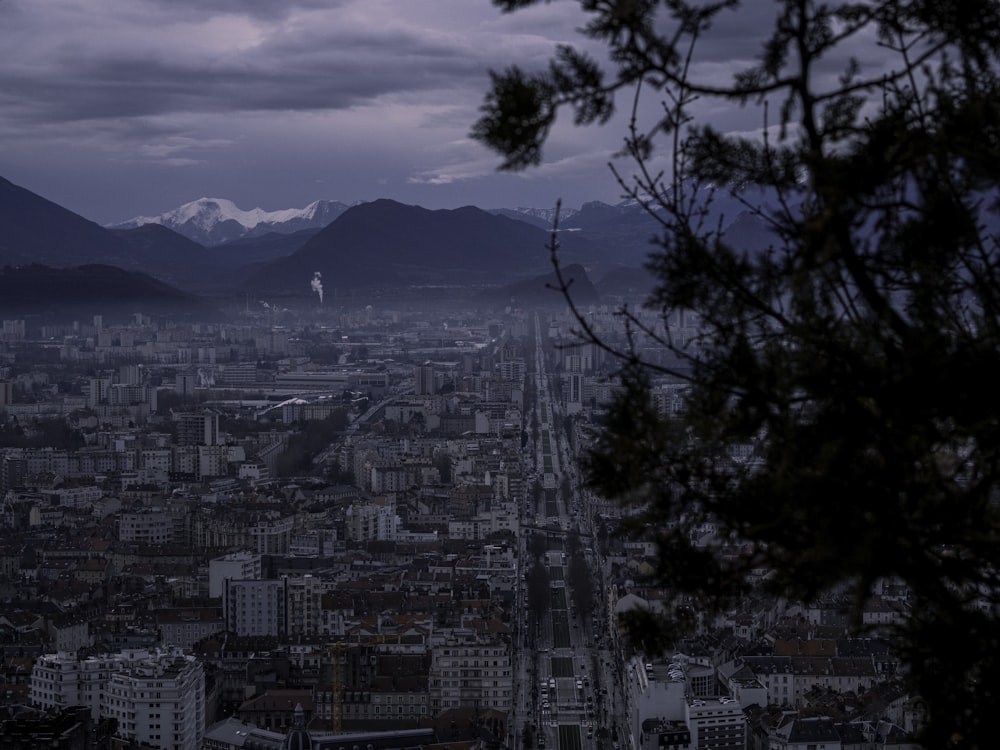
top-left (102, 652), bottom-right (205, 750)
top-left (30, 648), bottom-right (205, 750)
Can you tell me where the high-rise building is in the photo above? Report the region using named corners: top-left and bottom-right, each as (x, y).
top-left (287, 574), bottom-right (326, 636)
top-left (0, 450), bottom-right (26, 494)
top-left (414, 364), bottom-right (436, 396)
top-left (428, 629), bottom-right (512, 715)
top-left (86, 376), bottom-right (113, 408)
top-left (119, 363), bottom-right (144, 385)
top-left (223, 578), bottom-right (288, 637)
top-left (0, 380), bottom-right (12, 410)
top-left (176, 410), bottom-right (220, 446)
top-left (103, 653), bottom-right (205, 750)
top-left (30, 648), bottom-right (205, 750)
top-left (175, 372), bottom-right (198, 397)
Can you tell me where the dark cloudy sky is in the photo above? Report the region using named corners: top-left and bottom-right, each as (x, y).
top-left (0, 0), bottom-right (897, 225)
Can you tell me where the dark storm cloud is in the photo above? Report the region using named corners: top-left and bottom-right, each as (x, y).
top-left (1, 9), bottom-right (489, 127)
top-left (160, 0), bottom-right (341, 20)
top-left (0, 0), bottom-right (902, 225)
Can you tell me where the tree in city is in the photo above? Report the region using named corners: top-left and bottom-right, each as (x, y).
top-left (475, 1), bottom-right (1000, 747)
top-left (559, 474), bottom-right (572, 507)
top-left (275, 411), bottom-right (349, 477)
top-left (568, 553), bottom-right (595, 616)
top-left (526, 558), bottom-right (552, 618)
top-left (433, 450), bottom-right (453, 483)
top-left (529, 529), bottom-right (548, 560)
top-left (529, 478), bottom-right (543, 510)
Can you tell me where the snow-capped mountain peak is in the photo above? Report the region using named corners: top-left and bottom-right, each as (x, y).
top-left (109, 197), bottom-right (352, 246)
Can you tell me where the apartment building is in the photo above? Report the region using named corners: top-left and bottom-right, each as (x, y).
top-left (223, 578), bottom-right (288, 637)
top-left (287, 574), bottom-right (326, 636)
top-left (102, 651), bottom-right (205, 750)
top-left (685, 696), bottom-right (745, 750)
top-left (428, 627), bottom-right (512, 715)
top-left (118, 508), bottom-right (175, 545)
top-left (30, 648), bottom-right (206, 750)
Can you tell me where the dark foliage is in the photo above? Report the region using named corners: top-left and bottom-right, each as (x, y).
top-left (0, 418), bottom-right (84, 450)
top-left (274, 412), bottom-right (349, 477)
top-left (526, 558), bottom-right (552, 617)
top-left (475, 1), bottom-right (1000, 747)
top-left (0, 264), bottom-right (223, 321)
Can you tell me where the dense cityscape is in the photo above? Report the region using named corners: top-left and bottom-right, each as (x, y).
top-left (0, 294), bottom-right (920, 750)
top-left (3, 0), bottom-right (998, 747)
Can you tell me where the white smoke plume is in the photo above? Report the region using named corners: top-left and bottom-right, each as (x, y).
top-left (310, 271), bottom-right (324, 304)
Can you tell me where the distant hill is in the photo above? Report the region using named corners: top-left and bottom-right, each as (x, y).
top-left (110, 224), bottom-right (216, 290)
top-left (0, 264), bottom-right (224, 321)
top-left (213, 227), bottom-right (320, 266)
top-left (483, 263), bottom-right (600, 308)
top-left (0, 172), bottom-right (804, 307)
top-left (244, 199), bottom-right (601, 295)
top-left (0, 175), bottom-right (137, 269)
top-left (111, 224), bottom-right (317, 292)
top-left (595, 266), bottom-right (658, 298)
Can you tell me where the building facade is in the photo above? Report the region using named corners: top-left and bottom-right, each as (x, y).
top-left (30, 648), bottom-right (206, 750)
top-left (223, 578), bottom-right (289, 637)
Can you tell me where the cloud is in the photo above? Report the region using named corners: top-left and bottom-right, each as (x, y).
top-left (0, 1), bottom-right (498, 129)
top-left (0, 0), bottom-right (908, 226)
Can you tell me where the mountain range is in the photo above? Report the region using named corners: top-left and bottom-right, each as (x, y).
top-left (0, 174), bottom-right (780, 319)
top-left (108, 197), bottom-right (353, 246)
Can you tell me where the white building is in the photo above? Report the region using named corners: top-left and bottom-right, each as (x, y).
top-left (103, 650), bottom-right (205, 750)
top-left (30, 648), bottom-right (206, 750)
top-left (621, 657), bottom-right (689, 745)
top-left (248, 515), bottom-right (294, 555)
top-left (118, 509), bottom-right (175, 545)
top-left (208, 551), bottom-right (262, 598)
top-left (30, 652), bottom-right (106, 718)
top-left (344, 501), bottom-right (398, 542)
top-left (685, 696), bottom-right (745, 750)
